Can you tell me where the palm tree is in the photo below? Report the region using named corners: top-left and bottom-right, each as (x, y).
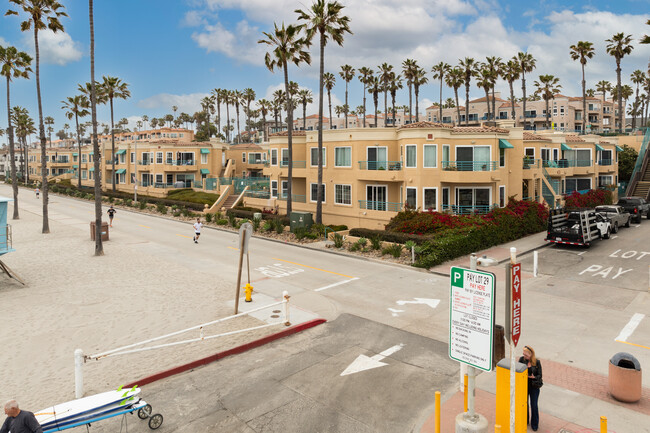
top-left (501, 61), bottom-right (521, 123)
top-left (12, 107), bottom-right (34, 185)
top-left (357, 67), bottom-right (373, 127)
top-left (378, 63), bottom-right (393, 127)
top-left (389, 73), bottom-right (402, 127)
top-left (259, 22), bottom-right (311, 216)
top-left (431, 62), bottom-right (450, 123)
top-left (485, 56), bottom-right (502, 119)
top-left (630, 69), bottom-right (645, 129)
top-left (569, 41), bottom-right (595, 133)
top-left (257, 99), bottom-right (271, 141)
top-left (142, 114), bottom-right (148, 130)
top-left (243, 88), bottom-right (256, 138)
top-left (44, 115), bottom-right (54, 146)
top-left (62, 94), bottom-right (89, 188)
top-left (585, 89), bottom-right (595, 97)
top-left (231, 90), bottom-right (243, 142)
top-left (445, 67), bottom-right (464, 125)
top-left (445, 97), bottom-right (455, 108)
top-left (516, 52), bottom-right (536, 130)
top-left (338, 64), bottom-right (355, 128)
top-left (298, 89), bottom-right (313, 130)
top-left (412, 66), bottom-right (428, 123)
top-left (476, 65), bottom-right (493, 121)
top-left (323, 72), bottom-right (335, 127)
top-left (459, 57), bottom-right (477, 126)
top-left (596, 80), bottom-right (611, 125)
top-left (211, 88), bottom-right (221, 136)
top-left (224, 91), bottom-right (233, 141)
top-left (402, 59), bottom-right (416, 124)
top-left (99, 75), bottom-right (130, 191)
top-left (369, 76), bottom-right (381, 128)
top-left (7, 0), bottom-right (68, 234)
top-left (0, 44), bottom-right (32, 220)
top-left (606, 33), bottom-right (634, 132)
top-left (273, 89), bottom-right (285, 127)
top-left (334, 105), bottom-right (343, 118)
top-left (641, 19), bottom-right (650, 44)
top-left (534, 74), bottom-right (562, 128)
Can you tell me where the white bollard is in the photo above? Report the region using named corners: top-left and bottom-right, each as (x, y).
top-left (283, 291), bottom-right (291, 326)
top-left (74, 349), bottom-right (84, 399)
top-left (533, 250), bottom-right (539, 277)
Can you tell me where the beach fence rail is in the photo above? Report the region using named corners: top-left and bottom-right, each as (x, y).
top-left (75, 291), bottom-right (291, 398)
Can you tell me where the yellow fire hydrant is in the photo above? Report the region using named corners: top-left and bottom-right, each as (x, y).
top-left (244, 283), bottom-right (253, 302)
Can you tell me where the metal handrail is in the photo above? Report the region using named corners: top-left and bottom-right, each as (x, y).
top-left (358, 200), bottom-right (402, 212)
top-left (440, 204), bottom-right (496, 214)
top-left (278, 193), bottom-right (306, 203)
top-left (279, 160), bottom-right (306, 168)
top-left (442, 160), bottom-right (497, 171)
top-left (358, 161), bottom-right (403, 170)
top-left (626, 129), bottom-right (650, 197)
top-left (165, 159), bottom-right (196, 166)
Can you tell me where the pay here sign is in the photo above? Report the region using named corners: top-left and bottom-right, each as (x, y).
top-left (449, 267), bottom-right (495, 371)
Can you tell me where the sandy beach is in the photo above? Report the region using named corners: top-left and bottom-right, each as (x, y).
top-left (0, 185), bottom-right (282, 411)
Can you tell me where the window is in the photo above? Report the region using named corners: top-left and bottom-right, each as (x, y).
top-left (598, 175), bottom-right (613, 187)
top-left (499, 148), bottom-right (505, 167)
top-left (310, 147), bottom-right (326, 167)
top-left (442, 145), bottom-right (450, 165)
top-left (335, 184), bottom-right (351, 205)
top-left (310, 183), bottom-right (326, 202)
top-left (119, 172), bottom-right (126, 184)
top-left (119, 153), bottom-right (125, 164)
top-left (81, 170), bottom-right (87, 180)
top-left (82, 154), bottom-right (87, 163)
top-left (155, 174), bottom-right (163, 183)
top-left (271, 149), bottom-right (278, 166)
top-left (166, 152), bottom-right (173, 163)
top-left (130, 152), bottom-right (135, 163)
top-left (564, 177), bottom-right (592, 194)
top-left (73, 155), bottom-right (78, 162)
top-left (442, 187), bottom-right (450, 209)
top-left (524, 148), bottom-right (535, 159)
top-left (271, 180), bottom-right (278, 198)
top-left (541, 148), bottom-right (551, 162)
top-left (242, 153), bottom-right (246, 163)
top-left (405, 145), bottom-right (416, 168)
top-left (201, 153), bottom-right (207, 164)
top-left (281, 180), bottom-right (288, 198)
top-left (455, 146), bottom-right (491, 171)
top-left (423, 188), bottom-right (437, 211)
top-left (423, 145), bottom-right (437, 168)
top-left (156, 152), bottom-right (163, 164)
top-left (334, 147), bottom-right (351, 167)
top-left (499, 185), bottom-right (506, 207)
top-left (600, 150), bottom-right (612, 165)
top-left (499, 111), bottom-right (508, 119)
top-left (281, 149), bottom-right (289, 166)
top-left (406, 187), bottom-right (417, 209)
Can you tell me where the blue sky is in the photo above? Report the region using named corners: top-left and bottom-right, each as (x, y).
top-left (1, 0), bottom-right (649, 142)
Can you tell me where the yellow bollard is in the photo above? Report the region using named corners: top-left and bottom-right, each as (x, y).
top-left (464, 374), bottom-right (468, 412)
top-left (495, 425), bottom-right (501, 433)
top-left (435, 391), bottom-right (441, 433)
top-left (600, 416), bottom-right (607, 433)
top-left (244, 283), bottom-right (253, 302)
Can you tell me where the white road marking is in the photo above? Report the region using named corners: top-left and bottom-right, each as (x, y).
top-left (577, 251), bottom-right (586, 256)
top-left (612, 235), bottom-right (618, 239)
top-left (615, 313), bottom-right (645, 342)
top-left (396, 298), bottom-right (440, 309)
top-left (315, 277), bottom-right (359, 292)
top-left (340, 344), bottom-right (404, 376)
top-left (388, 308), bottom-right (405, 317)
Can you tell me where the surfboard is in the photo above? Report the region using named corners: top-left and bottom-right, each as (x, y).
top-left (42, 400), bottom-right (148, 433)
top-left (36, 386), bottom-right (140, 429)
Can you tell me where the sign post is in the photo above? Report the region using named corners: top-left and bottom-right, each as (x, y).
top-left (450, 258), bottom-right (495, 428)
top-left (234, 223), bottom-right (253, 314)
top-left (505, 247), bottom-right (521, 433)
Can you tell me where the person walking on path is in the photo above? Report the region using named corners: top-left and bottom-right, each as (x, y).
top-left (1, 400), bottom-right (43, 433)
top-left (519, 345), bottom-right (543, 431)
top-left (107, 205), bottom-right (116, 227)
top-left (193, 217), bottom-right (203, 244)
top-left (34, 187), bottom-right (40, 199)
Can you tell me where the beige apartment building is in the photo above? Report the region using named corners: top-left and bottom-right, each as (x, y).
top-left (242, 121), bottom-right (621, 229)
top-left (425, 93), bottom-right (618, 133)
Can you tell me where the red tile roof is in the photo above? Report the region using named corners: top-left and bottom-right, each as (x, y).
top-left (229, 143), bottom-right (263, 150)
top-left (499, 102), bottom-right (520, 108)
top-left (270, 130), bottom-right (307, 137)
top-left (452, 126), bottom-right (510, 133)
top-left (565, 135), bottom-right (585, 143)
top-left (523, 132), bottom-right (552, 142)
top-left (469, 96), bottom-right (506, 103)
top-left (399, 121), bottom-right (453, 129)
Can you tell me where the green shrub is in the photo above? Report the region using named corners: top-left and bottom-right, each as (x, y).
top-left (172, 210), bottom-right (181, 217)
top-left (166, 188), bottom-right (220, 206)
top-left (349, 228), bottom-right (432, 245)
top-left (370, 236), bottom-right (382, 250)
top-left (109, 196), bottom-right (115, 203)
top-left (382, 243), bottom-right (403, 258)
top-left (228, 213), bottom-right (237, 227)
top-left (205, 213), bottom-right (213, 223)
top-left (404, 240), bottom-right (417, 250)
top-left (328, 224), bottom-right (348, 232)
top-left (333, 233), bottom-right (344, 248)
top-left (294, 227), bottom-right (307, 240)
top-left (156, 203), bottom-right (168, 214)
top-left (181, 207), bottom-right (193, 217)
top-left (275, 219), bottom-right (285, 234)
top-left (217, 218), bottom-right (228, 225)
top-left (349, 242), bottom-right (361, 252)
top-left (357, 237), bottom-right (368, 248)
top-left (124, 199), bottom-right (133, 207)
top-left (171, 204), bottom-right (179, 211)
top-left (138, 200), bottom-right (147, 210)
top-left (252, 215), bottom-right (262, 231)
top-left (262, 221), bottom-right (273, 232)
top-left (85, 193), bottom-right (94, 200)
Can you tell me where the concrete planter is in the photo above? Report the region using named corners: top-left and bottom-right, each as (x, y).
top-left (608, 352), bottom-right (642, 403)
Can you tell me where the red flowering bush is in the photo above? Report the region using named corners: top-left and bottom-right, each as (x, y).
top-left (564, 189), bottom-right (613, 209)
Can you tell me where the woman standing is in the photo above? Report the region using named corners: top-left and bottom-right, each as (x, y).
top-left (519, 345), bottom-right (543, 431)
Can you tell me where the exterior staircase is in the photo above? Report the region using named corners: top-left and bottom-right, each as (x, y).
top-left (221, 195), bottom-right (239, 209)
top-left (631, 163), bottom-right (650, 198)
top-left (626, 128), bottom-right (650, 199)
top-left (541, 166), bottom-right (561, 207)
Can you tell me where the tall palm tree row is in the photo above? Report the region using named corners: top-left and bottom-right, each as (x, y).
top-left (61, 94), bottom-right (90, 188)
top-left (445, 67), bottom-right (464, 125)
top-left (298, 88), bottom-right (313, 130)
top-left (357, 67), bottom-right (373, 128)
top-left (402, 59), bottom-right (416, 124)
top-left (534, 74), bottom-right (562, 128)
top-left (323, 72), bottom-right (335, 126)
top-left (606, 33), bottom-right (634, 132)
top-left (98, 75), bottom-right (130, 191)
top-left (501, 60), bottom-right (521, 122)
top-left (378, 63), bottom-right (393, 127)
top-left (431, 62), bottom-right (450, 123)
top-left (569, 41), bottom-right (595, 132)
top-left (338, 64), bottom-right (355, 128)
top-left (630, 69), bottom-right (645, 129)
top-left (459, 57), bottom-right (477, 126)
top-left (516, 51), bottom-right (536, 130)
top-left (12, 106), bottom-right (35, 184)
top-left (412, 66), bottom-right (428, 123)
top-left (7, 0), bottom-right (68, 234)
top-left (0, 44), bottom-right (32, 220)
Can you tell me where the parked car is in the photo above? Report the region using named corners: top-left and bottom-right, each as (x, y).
top-left (595, 205), bottom-right (631, 233)
top-left (616, 197), bottom-right (650, 223)
top-left (546, 208), bottom-right (611, 246)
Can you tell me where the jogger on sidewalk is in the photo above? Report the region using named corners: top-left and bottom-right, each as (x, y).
top-left (193, 218), bottom-right (203, 244)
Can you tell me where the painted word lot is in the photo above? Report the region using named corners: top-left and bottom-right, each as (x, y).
top-left (449, 267), bottom-right (495, 372)
top-left (579, 248), bottom-right (650, 282)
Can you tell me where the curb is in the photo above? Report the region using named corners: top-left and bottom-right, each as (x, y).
top-left (123, 318), bottom-right (326, 389)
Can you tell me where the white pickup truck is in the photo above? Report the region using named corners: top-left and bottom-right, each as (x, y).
top-left (546, 208), bottom-right (611, 246)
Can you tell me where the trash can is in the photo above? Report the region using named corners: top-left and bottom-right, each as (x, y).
top-left (493, 324), bottom-right (505, 369)
top-left (608, 352), bottom-right (642, 402)
top-left (90, 221), bottom-right (109, 241)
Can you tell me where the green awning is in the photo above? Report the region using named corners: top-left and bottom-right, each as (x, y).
top-left (73, 165), bottom-right (78, 168)
top-left (89, 152), bottom-right (94, 155)
top-left (115, 149), bottom-right (126, 155)
top-left (616, 145), bottom-right (624, 152)
top-left (200, 148), bottom-right (210, 154)
top-left (595, 144), bottom-right (605, 151)
top-left (89, 167), bottom-right (94, 172)
top-left (561, 143), bottom-right (572, 151)
top-left (200, 169), bottom-right (210, 174)
top-left (73, 152), bottom-right (78, 156)
top-left (498, 139), bottom-right (514, 149)
top-left (115, 168), bottom-right (126, 174)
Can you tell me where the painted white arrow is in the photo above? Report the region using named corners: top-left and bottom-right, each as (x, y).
top-left (396, 298), bottom-right (440, 309)
top-left (340, 344), bottom-right (405, 376)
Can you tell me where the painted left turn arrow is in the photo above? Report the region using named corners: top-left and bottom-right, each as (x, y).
top-left (340, 344), bottom-right (405, 376)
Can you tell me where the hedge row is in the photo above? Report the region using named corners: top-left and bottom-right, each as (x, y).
top-left (75, 186), bottom-right (206, 211)
top-left (348, 228), bottom-right (434, 245)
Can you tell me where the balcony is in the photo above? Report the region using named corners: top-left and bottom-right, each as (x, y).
top-left (598, 159), bottom-right (612, 166)
top-left (138, 160), bottom-right (153, 165)
top-left (248, 158), bottom-right (266, 165)
top-left (358, 200), bottom-right (402, 212)
top-left (523, 158), bottom-right (541, 169)
top-left (442, 161), bottom-right (497, 171)
top-left (154, 182), bottom-right (176, 188)
top-left (279, 160), bottom-right (306, 169)
top-left (165, 159), bottom-right (196, 166)
top-left (278, 193), bottom-right (306, 203)
top-left (358, 161), bottom-right (402, 171)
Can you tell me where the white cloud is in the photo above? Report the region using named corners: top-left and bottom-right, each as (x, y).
top-left (137, 92), bottom-right (209, 114)
top-left (191, 19), bottom-right (266, 65)
top-left (24, 30), bottom-right (82, 66)
top-left (181, 10), bottom-right (208, 27)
